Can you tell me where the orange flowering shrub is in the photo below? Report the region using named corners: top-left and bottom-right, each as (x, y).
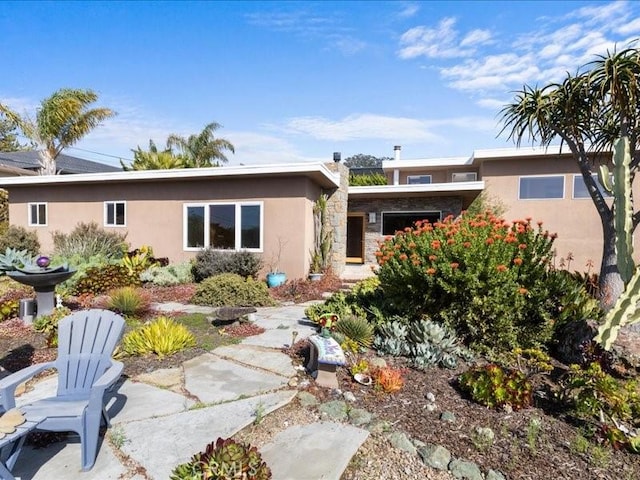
top-left (375, 211), bottom-right (564, 353)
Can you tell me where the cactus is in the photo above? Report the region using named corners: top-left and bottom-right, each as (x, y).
top-left (596, 266), bottom-right (640, 350)
top-left (598, 136), bottom-right (635, 283)
top-left (595, 136), bottom-right (640, 350)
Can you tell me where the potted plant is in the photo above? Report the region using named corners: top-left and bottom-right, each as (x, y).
top-left (266, 237), bottom-right (287, 288)
top-left (308, 194), bottom-right (332, 281)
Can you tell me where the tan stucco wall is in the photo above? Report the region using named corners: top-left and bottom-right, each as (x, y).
top-left (480, 156), bottom-right (640, 271)
top-left (7, 176), bottom-right (322, 280)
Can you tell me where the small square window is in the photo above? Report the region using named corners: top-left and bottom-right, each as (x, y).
top-left (28, 203), bottom-right (47, 226)
top-left (105, 201), bottom-right (126, 226)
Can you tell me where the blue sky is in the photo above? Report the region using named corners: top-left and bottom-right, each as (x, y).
top-left (2, 1), bottom-right (640, 168)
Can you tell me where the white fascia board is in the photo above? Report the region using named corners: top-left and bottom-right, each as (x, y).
top-left (348, 181), bottom-right (485, 196)
top-left (472, 145), bottom-right (566, 160)
top-left (382, 156), bottom-right (472, 170)
top-left (0, 162), bottom-right (341, 188)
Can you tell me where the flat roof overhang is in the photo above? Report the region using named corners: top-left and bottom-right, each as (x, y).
top-left (0, 162), bottom-right (341, 189)
top-left (348, 181), bottom-right (484, 206)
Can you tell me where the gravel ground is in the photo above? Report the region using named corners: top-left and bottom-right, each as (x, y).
top-left (232, 396), bottom-right (453, 480)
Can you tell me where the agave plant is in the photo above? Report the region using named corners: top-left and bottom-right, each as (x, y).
top-left (0, 247), bottom-right (34, 274)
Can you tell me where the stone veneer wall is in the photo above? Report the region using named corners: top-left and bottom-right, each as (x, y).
top-left (324, 162), bottom-right (350, 275)
top-left (348, 196), bottom-right (463, 264)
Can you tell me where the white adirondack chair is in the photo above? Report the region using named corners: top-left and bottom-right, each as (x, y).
top-left (0, 309), bottom-right (125, 471)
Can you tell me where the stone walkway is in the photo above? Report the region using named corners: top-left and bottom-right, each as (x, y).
top-left (10, 304), bottom-right (370, 480)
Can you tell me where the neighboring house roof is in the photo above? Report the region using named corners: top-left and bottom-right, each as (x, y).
top-left (0, 162), bottom-right (341, 188)
top-left (0, 151), bottom-right (121, 174)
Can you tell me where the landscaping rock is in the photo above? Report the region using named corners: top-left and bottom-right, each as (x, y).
top-left (613, 327), bottom-right (640, 371)
top-left (213, 306), bottom-right (257, 322)
top-left (425, 392), bottom-right (436, 402)
top-left (348, 408), bottom-right (373, 427)
top-left (367, 419), bottom-right (392, 434)
top-left (417, 443), bottom-right (451, 470)
top-left (440, 411), bottom-right (456, 423)
top-left (343, 391), bottom-right (357, 402)
top-left (369, 357), bottom-right (387, 369)
top-left (318, 400), bottom-right (348, 421)
top-left (486, 469), bottom-right (507, 480)
top-left (387, 431), bottom-right (416, 455)
top-left (554, 318), bottom-right (598, 365)
top-left (297, 391), bottom-right (319, 408)
top-left (449, 458), bottom-right (484, 480)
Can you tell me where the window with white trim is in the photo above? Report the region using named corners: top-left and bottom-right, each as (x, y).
top-left (28, 202), bottom-right (47, 226)
top-left (381, 211), bottom-right (441, 236)
top-left (104, 201), bottom-right (126, 226)
top-left (573, 174), bottom-right (613, 199)
top-left (518, 176), bottom-right (564, 200)
top-left (407, 175), bottom-right (432, 185)
top-left (184, 202), bottom-right (263, 251)
top-left (452, 172), bottom-right (477, 182)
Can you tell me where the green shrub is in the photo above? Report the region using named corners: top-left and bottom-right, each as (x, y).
top-left (459, 364), bottom-right (533, 411)
top-left (52, 221), bottom-right (128, 260)
top-left (170, 437), bottom-right (272, 480)
top-left (349, 173), bottom-right (388, 186)
top-left (140, 261), bottom-right (194, 286)
top-left (191, 273), bottom-right (275, 307)
top-left (192, 249), bottom-right (263, 282)
top-left (33, 307), bottom-right (72, 347)
top-left (71, 263), bottom-right (140, 296)
top-left (304, 292), bottom-right (366, 323)
top-left (563, 362), bottom-right (640, 426)
top-left (106, 286), bottom-right (150, 316)
top-left (121, 316), bottom-right (196, 358)
top-left (335, 315), bottom-right (374, 348)
top-left (0, 281), bottom-right (34, 321)
top-left (0, 225), bottom-right (40, 255)
top-left (375, 211), bottom-right (576, 353)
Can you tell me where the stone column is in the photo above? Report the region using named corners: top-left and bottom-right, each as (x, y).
top-left (324, 162), bottom-right (349, 275)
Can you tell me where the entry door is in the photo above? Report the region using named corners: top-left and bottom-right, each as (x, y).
top-left (346, 214), bottom-right (365, 263)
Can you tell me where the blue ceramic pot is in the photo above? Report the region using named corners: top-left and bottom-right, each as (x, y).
top-left (266, 272), bottom-right (286, 288)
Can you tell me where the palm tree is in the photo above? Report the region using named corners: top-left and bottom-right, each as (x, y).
top-left (500, 46), bottom-right (640, 308)
top-left (0, 88), bottom-right (115, 175)
top-left (167, 122), bottom-right (234, 167)
top-left (122, 140), bottom-right (186, 171)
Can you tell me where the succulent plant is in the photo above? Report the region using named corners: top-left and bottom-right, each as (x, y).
top-left (335, 314), bottom-right (374, 348)
top-left (374, 318), bottom-right (471, 369)
top-left (171, 437), bottom-right (272, 480)
top-left (0, 247), bottom-right (34, 274)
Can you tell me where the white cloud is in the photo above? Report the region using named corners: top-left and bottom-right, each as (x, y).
top-left (246, 8), bottom-right (366, 56)
top-left (281, 114), bottom-right (441, 141)
top-left (476, 98), bottom-right (508, 110)
top-left (460, 29), bottom-right (492, 47)
top-left (398, 3), bottom-right (420, 18)
top-left (617, 17), bottom-right (640, 35)
top-left (223, 131), bottom-right (324, 165)
top-left (403, 1), bottom-right (640, 107)
top-left (398, 18), bottom-right (466, 59)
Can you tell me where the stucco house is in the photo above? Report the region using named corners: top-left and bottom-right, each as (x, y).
top-left (0, 146), bottom-right (624, 279)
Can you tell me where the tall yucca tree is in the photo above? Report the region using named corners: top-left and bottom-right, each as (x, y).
top-left (123, 140), bottom-right (186, 171)
top-left (0, 88), bottom-right (115, 175)
top-left (500, 47), bottom-right (640, 308)
top-left (167, 122), bottom-right (234, 167)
